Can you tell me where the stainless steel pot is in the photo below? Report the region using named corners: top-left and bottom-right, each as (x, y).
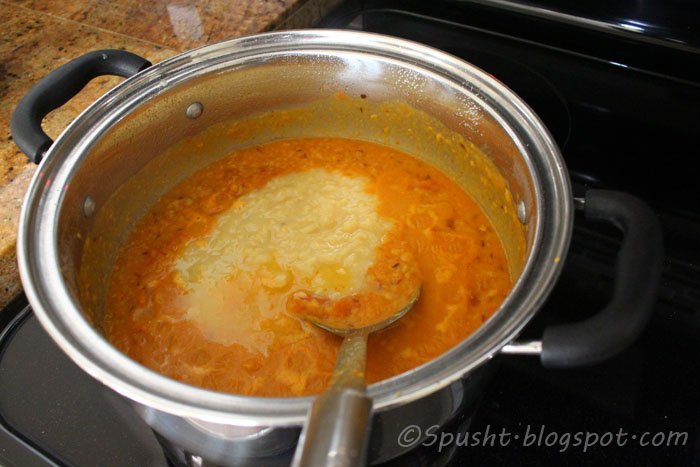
top-left (11, 30), bottom-right (662, 465)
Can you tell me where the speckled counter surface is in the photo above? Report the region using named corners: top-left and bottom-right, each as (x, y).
top-left (0, 0), bottom-right (340, 307)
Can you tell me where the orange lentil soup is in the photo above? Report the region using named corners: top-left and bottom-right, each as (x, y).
top-left (104, 137), bottom-right (512, 397)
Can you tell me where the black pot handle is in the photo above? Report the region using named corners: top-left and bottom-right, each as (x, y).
top-left (10, 49), bottom-right (151, 163)
top-left (503, 189), bottom-right (663, 368)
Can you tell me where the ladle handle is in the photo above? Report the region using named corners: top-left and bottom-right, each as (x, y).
top-left (292, 333), bottom-right (373, 467)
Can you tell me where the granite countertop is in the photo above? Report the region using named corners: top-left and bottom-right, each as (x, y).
top-left (0, 0), bottom-right (339, 308)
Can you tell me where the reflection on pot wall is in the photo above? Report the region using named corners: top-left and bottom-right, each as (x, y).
top-left (133, 364), bottom-right (493, 465)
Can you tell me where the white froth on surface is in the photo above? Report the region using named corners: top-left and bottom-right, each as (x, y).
top-left (175, 168), bottom-right (393, 350)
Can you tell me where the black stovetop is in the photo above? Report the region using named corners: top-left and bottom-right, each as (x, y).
top-left (2, 1), bottom-right (700, 466)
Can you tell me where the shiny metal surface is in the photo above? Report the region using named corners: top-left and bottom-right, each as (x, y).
top-left (517, 200), bottom-right (528, 224)
top-left (17, 30), bottom-right (572, 463)
top-left (82, 196), bottom-right (95, 218)
top-left (135, 374), bottom-right (476, 465)
top-left (501, 340), bottom-right (543, 355)
top-left (461, 0), bottom-right (700, 53)
top-left (185, 102), bottom-right (203, 119)
top-left (293, 388), bottom-right (372, 467)
top-left (294, 288), bottom-right (420, 466)
top-left (295, 333), bottom-right (372, 466)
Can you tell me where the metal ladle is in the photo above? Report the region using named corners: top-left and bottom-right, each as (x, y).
top-left (291, 287), bottom-right (422, 467)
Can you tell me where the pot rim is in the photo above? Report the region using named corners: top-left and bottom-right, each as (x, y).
top-left (17, 29), bottom-right (572, 426)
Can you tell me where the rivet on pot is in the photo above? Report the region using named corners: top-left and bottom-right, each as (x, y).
top-left (517, 200), bottom-right (528, 224)
top-left (186, 102), bottom-right (204, 119)
top-left (83, 196), bottom-right (96, 218)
